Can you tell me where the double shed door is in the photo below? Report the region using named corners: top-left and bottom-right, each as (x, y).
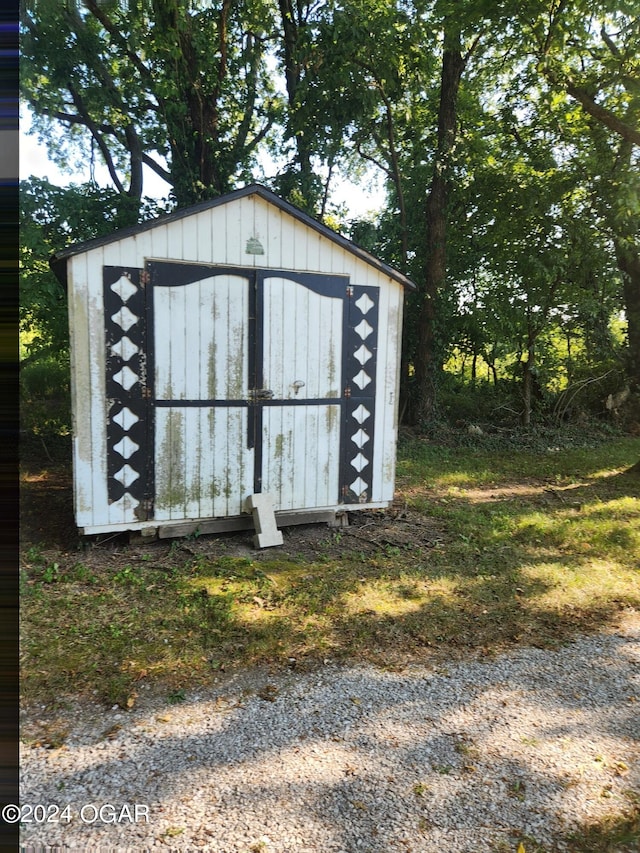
top-left (104, 262), bottom-right (379, 523)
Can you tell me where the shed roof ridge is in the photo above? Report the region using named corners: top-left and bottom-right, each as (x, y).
top-left (49, 183), bottom-right (416, 290)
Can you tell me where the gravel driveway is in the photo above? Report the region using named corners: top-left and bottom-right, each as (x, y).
top-left (20, 612), bottom-right (639, 852)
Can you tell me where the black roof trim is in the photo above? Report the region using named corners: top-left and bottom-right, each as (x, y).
top-left (49, 183), bottom-right (416, 290)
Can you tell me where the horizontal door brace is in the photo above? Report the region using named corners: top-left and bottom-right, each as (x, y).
top-left (154, 397), bottom-right (344, 408)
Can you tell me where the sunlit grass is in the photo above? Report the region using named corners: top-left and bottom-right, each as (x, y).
top-left (342, 577), bottom-right (446, 618)
top-left (520, 559), bottom-right (639, 607)
top-left (397, 436), bottom-right (640, 491)
top-left (20, 436), bottom-right (640, 707)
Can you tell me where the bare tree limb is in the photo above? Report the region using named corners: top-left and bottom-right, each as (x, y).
top-left (141, 154), bottom-right (172, 185)
top-left (83, 0), bottom-right (154, 86)
top-left (565, 81), bottom-right (640, 146)
top-left (68, 84), bottom-right (126, 193)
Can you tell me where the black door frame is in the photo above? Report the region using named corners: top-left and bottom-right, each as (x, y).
top-left (104, 261), bottom-right (380, 519)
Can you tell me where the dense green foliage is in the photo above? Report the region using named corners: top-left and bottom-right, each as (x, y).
top-left (20, 0), bottom-right (640, 430)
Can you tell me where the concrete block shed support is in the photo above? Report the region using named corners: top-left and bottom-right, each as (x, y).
top-left (245, 493), bottom-right (284, 548)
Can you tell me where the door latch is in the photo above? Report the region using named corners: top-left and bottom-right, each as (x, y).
top-left (249, 388), bottom-right (274, 401)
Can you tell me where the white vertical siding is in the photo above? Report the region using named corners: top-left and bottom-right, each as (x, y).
top-left (262, 404), bottom-right (340, 511)
top-left (69, 190), bottom-right (406, 533)
top-left (262, 276), bottom-right (342, 400)
top-left (67, 253), bottom-right (94, 528)
top-left (153, 274), bottom-right (252, 521)
top-left (371, 275), bottom-right (404, 503)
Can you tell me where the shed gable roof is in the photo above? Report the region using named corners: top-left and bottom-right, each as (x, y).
top-left (50, 183), bottom-right (415, 290)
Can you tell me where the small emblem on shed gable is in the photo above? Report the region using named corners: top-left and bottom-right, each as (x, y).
top-left (245, 235), bottom-right (265, 255)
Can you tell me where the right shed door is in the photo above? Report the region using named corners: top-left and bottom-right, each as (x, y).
top-left (259, 272), bottom-right (345, 510)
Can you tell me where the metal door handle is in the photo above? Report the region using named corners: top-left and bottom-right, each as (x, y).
top-left (249, 388), bottom-right (274, 400)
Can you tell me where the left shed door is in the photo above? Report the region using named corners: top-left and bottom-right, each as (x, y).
top-left (149, 263), bottom-right (255, 521)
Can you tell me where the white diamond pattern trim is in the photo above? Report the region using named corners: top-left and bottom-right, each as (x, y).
top-left (355, 293), bottom-right (375, 315)
top-left (113, 436), bottom-right (140, 459)
top-left (352, 404), bottom-right (370, 424)
top-left (354, 319), bottom-right (373, 340)
top-left (113, 365), bottom-right (139, 391)
top-left (110, 336), bottom-right (139, 362)
top-left (353, 369), bottom-right (372, 390)
top-left (351, 428), bottom-right (370, 449)
top-left (113, 464), bottom-right (140, 488)
top-left (111, 305), bottom-right (139, 332)
top-left (110, 274), bottom-right (138, 304)
top-left (350, 476), bottom-right (368, 497)
top-left (354, 344), bottom-right (372, 365)
top-left (350, 452), bottom-right (368, 473)
top-left (112, 407), bottom-right (140, 431)
top-left (107, 494), bottom-right (140, 514)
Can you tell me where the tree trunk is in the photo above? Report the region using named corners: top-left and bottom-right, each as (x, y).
top-left (413, 25), bottom-right (466, 426)
top-left (277, 0), bottom-right (319, 212)
top-left (566, 332), bottom-right (573, 384)
top-left (522, 312), bottom-right (537, 427)
top-left (614, 238), bottom-right (640, 389)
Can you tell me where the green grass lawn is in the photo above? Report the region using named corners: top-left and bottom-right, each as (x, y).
top-left (19, 433), bottom-right (640, 850)
top-left (20, 435), bottom-right (640, 711)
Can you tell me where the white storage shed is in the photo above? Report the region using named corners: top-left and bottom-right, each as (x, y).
top-left (51, 185), bottom-right (414, 540)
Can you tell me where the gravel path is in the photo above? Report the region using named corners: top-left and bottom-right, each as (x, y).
top-left (20, 612), bottom-right (640, 852)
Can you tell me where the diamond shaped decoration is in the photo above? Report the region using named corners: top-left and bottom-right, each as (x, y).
top-left (110, 274), bottom-right (138, 304)
top-left (113, 435), bottom-right (140, 459)
top-left (353, 369), bottom-right (372, 390)
top-left (354, 319), bottom-right (373, 340)
top-left (354, 344), bottom-right (372, 365)
top-left (110, 336), bottom-right (139, 362)
top-left (355, 293), bottom-right (375, 315)
top-left (111, 305), bottom-right (139, 332)
top-left (351, 428), bottom-right (370, 449)
top-left (111, 406), bottom-right (140, 431)
top-left (352, 404), bottom-right (370, 424)
top-left (350, 476), bottom-right (368, 497)
top-left (113, 464), bottom-right (140, 488)
top-left (113, 365), bottom-right (139, 391)
top-left (108, 494), bottom-right (140, 513)
top-left (350, 452), bottom-right (368, 473)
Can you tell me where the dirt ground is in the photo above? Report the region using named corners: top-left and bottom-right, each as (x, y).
top-left (19, 434), bottom-right (445, 571)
